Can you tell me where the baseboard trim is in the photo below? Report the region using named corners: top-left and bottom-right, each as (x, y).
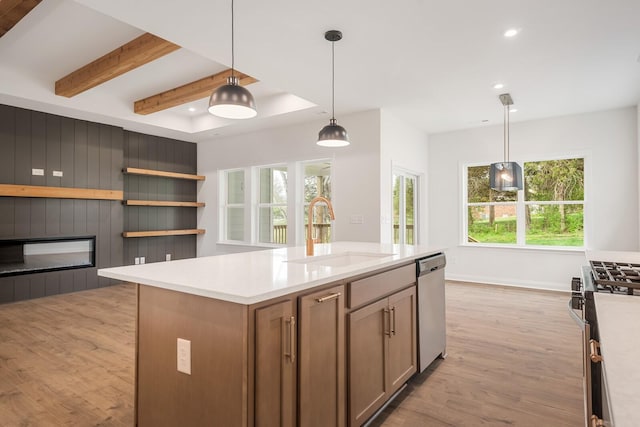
top-left (445, 273), bottom-right (571, 293)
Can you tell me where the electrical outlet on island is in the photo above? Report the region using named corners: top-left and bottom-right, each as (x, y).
top-left (177, 338), bottom-right (191, 375)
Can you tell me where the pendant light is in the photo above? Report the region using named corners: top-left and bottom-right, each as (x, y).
top-left (490, 93), bottom-right (522, 191)
top-left (208, 0), bottom-right (257, 119)
top-left (317, 30), bottom-right (349, 147)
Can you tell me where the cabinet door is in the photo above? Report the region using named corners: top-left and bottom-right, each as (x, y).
top-left (348, 298), bottom-right (389, 426)
top-left (387, 286), bottom-right (417, 394)
top-left (299, 285), bottom-right (345, 427)
top-left (255, 300), bottom-right (296, 427)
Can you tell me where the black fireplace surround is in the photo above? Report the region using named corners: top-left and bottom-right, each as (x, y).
top-left (0, 236), bottom-right (95, 277)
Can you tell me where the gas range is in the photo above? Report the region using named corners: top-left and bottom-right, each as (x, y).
top-left (589, 260), bottom-right (640, 296)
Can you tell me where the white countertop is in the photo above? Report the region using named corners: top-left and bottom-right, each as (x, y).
top-left (593, 293), bottom-right (640, 427)
top-left (586, 250), bottom-right (640, 264)
top-left (98, 242), bottom-right (444, 304)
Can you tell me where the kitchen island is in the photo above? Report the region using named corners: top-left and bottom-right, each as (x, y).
top-left (98, 242), bottom-right (445, 427)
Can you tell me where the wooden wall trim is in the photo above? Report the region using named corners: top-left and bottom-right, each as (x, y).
top-left (122, 229), bottom-right (205, 238)
top-left (123, 167), bottom-right (205, 181)
top-left (123, 200), bottom-right (204, 207)
top-left (0, 184), bottom-right (124, 200)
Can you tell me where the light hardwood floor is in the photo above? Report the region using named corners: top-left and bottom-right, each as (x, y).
top-left (0, 281), bottom-right (583, 426)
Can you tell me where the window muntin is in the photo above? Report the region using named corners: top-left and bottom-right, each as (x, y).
top-left (465, 158), bottom-right (584, 247)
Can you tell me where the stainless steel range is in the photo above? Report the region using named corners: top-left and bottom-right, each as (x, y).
top-left (569, 257), bottom-right (640, 427)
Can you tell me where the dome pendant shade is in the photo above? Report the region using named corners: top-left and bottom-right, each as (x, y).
top-left (317, 119), bottom-right (349, 147)
top-left (317, 30), bottom-right (350, 147)
top-left (208, 76), bottom-right (257, 119)
top-left (490, 161), bottom-right (522, 192)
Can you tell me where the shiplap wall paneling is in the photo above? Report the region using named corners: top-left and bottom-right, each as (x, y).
top-left (0, 104), bottom-right (124, 303)
top-left (0, 105), bottom-right (15, 183)
top-left (123, 131), bottom-right (198, 265)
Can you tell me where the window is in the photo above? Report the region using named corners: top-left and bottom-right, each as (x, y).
top-left (303, 161), bottom-right (332, 244)
top-left (258, 166), bottom-right (288, 244)
top-left (465, 157), bottom-right (584, 247)
top-left (219, 160), bottom-right (332, 246)
top-left (393, 171), bottom-right (418, 244)
top-left (222, 169), bottom-right (245, 241)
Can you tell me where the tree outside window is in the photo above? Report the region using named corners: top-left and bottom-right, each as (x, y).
top-left (524, 159), bottom-right (584, 246)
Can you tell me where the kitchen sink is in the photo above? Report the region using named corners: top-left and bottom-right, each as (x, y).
top-left (286, 251), bottom-right (395, 268)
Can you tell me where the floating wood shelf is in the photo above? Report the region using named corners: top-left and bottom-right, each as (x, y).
top-left (122, 229), bottom-right (205, 238)
top-left (123, 167), bottom-right (205, 181)
top-left (123, 200), bottom-right (204, 207)
top-left (0, 184), bottom-right (123, 201)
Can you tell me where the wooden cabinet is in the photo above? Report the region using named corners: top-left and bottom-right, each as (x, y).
top-left (298, 285), bottom-right (346, 427)
top-left (387, 287), bottom-right (418, 392)
top-left (348, 285), bottom-right (417, 426)
top-left (254, 300), bottom-right (296, 427)
top-left (135, 262), bottom-right (421, 427)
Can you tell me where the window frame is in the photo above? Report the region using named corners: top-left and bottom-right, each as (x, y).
top-left (256, 164), bottom-right (289, 245)
top-left (461, 154), bottom-right (588, 250)
top-left (392, 168), bottom-right (420, 245)
top-left (218, 158), bottom-right (333, 247)
top-left (219, 168), bottom-right (249, 243)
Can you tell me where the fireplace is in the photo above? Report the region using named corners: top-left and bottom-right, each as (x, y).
top-left (0, 236), bottom-right (95, 277)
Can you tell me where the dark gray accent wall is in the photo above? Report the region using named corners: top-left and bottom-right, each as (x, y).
top-left (0, 105), bottom-right (124, 303)
top-left (123, 132), bottom-right (198, 265)
top-left (0, 105), bottom-right (198, 304)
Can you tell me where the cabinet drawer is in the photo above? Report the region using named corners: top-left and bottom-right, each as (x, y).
top-left (348, 264), bottom-right (416, 309)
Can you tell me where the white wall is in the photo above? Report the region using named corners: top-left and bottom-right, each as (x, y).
top-left (380, 110), bottom-right (429, 244)
top-left (428, 107), bottom-right (638, 291)
top-left (197, 110), bottom-right (382, 256)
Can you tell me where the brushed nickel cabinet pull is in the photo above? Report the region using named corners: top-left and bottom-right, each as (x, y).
top-left (590, 415), bottom-right (605, 427)
top-left (390, 306), bottom-right (396, 336)
top-left (589, 339), bottom-right (603, 363)
top-left (284, 316), bottom-right (296, 363)
top-left (289, 316), bottom-right (296, 363)
top-left (383, 308), bottom-right (391, 336)
top-left (316, 292), bottom-right (341, 303)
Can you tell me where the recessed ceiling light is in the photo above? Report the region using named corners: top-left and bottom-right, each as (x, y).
top-left (509, 108), bottom-right (518, 113)
top-left (504, 28), bottom-right (519, 38)
top-left (188, 107), bottom-right (197, 112)
top-left (493, 83), bottom-right (505, 89)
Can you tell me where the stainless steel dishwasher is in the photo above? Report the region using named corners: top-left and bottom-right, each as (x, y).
top-left (416, 253), bottom-right (447, 372)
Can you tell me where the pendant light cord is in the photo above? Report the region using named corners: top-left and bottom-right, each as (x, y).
top-left (231, 0), bottom-right (235, 78)
top-left (504, 104), bottom-right (509, 162)
top-left (331, 39), bottom-right (335, 120)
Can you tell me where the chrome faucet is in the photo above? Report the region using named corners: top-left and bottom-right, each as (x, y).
top-left (306, 196), bottom-right (335, 256)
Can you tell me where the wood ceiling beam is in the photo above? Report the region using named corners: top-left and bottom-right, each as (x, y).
top-left (55, 33), bottom-right (180, 98)
top-left (0, 0), bottom-right (42, 37)
top-left (134, 69), bottom-right (258, 115)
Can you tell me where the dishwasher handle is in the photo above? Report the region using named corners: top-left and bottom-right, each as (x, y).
top-left (417, 253), bottom-right (446, 277)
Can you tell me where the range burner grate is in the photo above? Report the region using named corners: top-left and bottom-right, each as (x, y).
top-left (590, 260), bottom-right (640, 293)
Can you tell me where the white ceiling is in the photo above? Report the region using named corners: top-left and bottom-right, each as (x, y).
top-left (1, 0), bottom-right (639, 143)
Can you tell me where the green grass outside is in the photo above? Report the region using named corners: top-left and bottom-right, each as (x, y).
top-left (469, 214), bottom-right (583, 246)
